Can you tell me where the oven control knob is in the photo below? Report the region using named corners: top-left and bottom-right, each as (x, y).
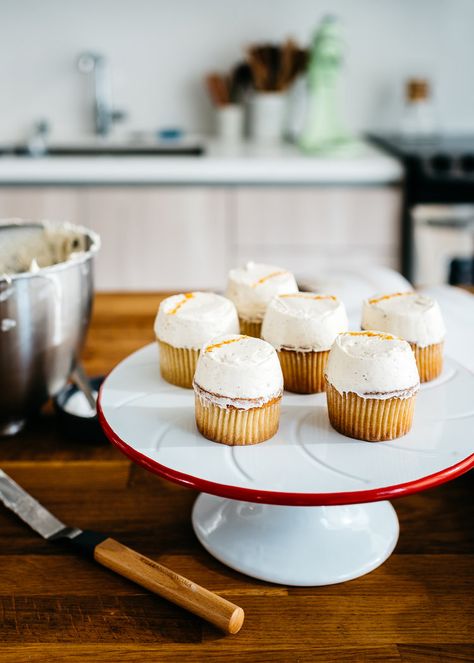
top-left (460, 154), bottom-right (474, 173)
top-left (430, 153), bottom-right (452, 173)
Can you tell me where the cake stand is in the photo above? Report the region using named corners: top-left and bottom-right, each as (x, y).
top-left (97, 344), bottom-right (474, 586)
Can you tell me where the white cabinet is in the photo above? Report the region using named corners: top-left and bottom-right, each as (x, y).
top-left (0, 185), bottom-right (401, 290)
top-left (0, 187), bottom-right (82, 224)
top-left (82, 187), bottom-right (230, 290)
top-left (0, 187), bottom-right (230, 291)
top-left (232, 187), bottom-right (401, 276)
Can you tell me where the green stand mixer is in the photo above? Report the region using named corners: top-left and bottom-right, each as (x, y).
top-left (299, 16), bottom-right (363, 156)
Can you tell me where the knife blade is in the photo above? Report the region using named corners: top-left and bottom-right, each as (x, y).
top-left (0, 469), bottom-right (81, 540)
top-left (0, 470), bottom-right (244, 634)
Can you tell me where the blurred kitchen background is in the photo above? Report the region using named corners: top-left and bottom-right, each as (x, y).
top-left (1, 0), bottom-right (473, 291)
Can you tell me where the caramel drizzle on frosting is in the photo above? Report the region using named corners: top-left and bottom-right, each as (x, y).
top-left (279, 293), bottom-right (337, 301)
top-left (343, 331), bottom-right (396, 341)
top-left (205, 336), bottom-right (248, 353)
top-left (368, 291), bottom-right (413, 305)
top-left (252, 270), bottom-right (288, 288)
top-left (167, 292), bottom-right (195, 315)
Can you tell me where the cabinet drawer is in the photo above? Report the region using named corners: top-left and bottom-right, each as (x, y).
top-left (235, 245), bottom-right (398, 280)
top-left (234, 187), bottom-right (401, 248)
top-left (82, 187), bottom-right (230, 291)
top-left (0, 187), bottom-right (82, 224)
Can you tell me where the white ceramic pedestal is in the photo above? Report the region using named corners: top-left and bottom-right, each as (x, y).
top-left (192, 494), bottom-right (399, 586)
top-left (98, 344), bottom-right (474, 588)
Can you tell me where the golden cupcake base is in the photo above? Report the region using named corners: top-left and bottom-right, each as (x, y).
top-left (410, 341), bottom-right (443, 383)
top-left (278, 349), bottom-right (329, 394)
top-left (238, 318), bottom-right (262, 338)
top-left (325, 379), bottom-right (416, 442)
top-left (158, 340), bottom-right (199, 389)
top-left (195, 394), bottom-right (281, 446)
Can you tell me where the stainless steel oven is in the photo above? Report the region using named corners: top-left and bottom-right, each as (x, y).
top-left (370, 134), bottom-right (474, 286)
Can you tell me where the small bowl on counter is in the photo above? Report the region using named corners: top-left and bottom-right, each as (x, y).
top-left (53, 376), bottom-right (106, 444)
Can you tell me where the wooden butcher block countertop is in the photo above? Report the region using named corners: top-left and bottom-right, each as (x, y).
top-left (0, 293), bottom-right (473, 663)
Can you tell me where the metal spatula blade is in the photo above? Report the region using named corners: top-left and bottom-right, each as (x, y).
top-left (0, 469), bottom-right (79, 539)
top-left (0, 469), bottom-right (244, 634)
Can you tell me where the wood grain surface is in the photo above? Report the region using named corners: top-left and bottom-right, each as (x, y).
top-left (0, 293), bottom-right (473, 662)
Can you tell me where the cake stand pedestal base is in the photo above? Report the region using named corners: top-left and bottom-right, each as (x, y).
top-left (192, 494), bottom-right (399, 586)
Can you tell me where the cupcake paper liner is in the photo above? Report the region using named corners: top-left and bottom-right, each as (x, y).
top-left (325, 379), bottom-right (416, 442)
top-left (195, 394), bottom-right (281, 446)
top-left (278, 349), bottom-right (329, 394)
top-left (158, 340), bottom-right (199, 389)
top-left (410, 341), bottom-right (443, 383)
top-left (239, 318), bottom-right (262, 338)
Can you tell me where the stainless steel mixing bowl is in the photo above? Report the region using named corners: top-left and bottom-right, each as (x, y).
top-left (0, 220), bottom-right (100, 436)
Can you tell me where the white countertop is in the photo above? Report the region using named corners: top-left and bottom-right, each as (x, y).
top-left (0, 139), bottom-right (402, 185)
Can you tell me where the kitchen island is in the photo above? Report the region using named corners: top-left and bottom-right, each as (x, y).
top-left (0, 293), bottom-right (472, 662)
top-left (0, 140), bottom-right (403, 290)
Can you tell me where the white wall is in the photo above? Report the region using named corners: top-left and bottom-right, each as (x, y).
top-left (0, 0), bottom-right (472, 142)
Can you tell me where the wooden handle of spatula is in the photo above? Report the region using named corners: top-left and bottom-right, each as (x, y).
top-left (94, 537), bottom-right (244, 634)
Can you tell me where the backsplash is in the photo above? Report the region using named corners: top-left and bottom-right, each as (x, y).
top-left (1, 0), bottom-right (473, 141)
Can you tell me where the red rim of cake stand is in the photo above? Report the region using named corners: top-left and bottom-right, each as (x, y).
top-left (97, 384), bottom-right (474, 507)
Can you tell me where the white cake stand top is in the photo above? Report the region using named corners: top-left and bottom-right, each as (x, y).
top-left (98, 344), bottom-right (474, 506)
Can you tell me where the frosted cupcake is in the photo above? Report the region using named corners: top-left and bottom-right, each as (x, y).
top-left (154, 292), bottom-right (239, 388)
top-left (362, 292), bottom-right (445, 382)
top-left (261, 293), bottom-right (348, 393)
top-left (193, 334), bottom-right (283, 445)
top-left (325, 331), bottom-right (420, 442)
top-left (226, 262), bottom-right (298, 337)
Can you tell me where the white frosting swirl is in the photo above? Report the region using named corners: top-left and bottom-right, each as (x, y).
top-left (226, 262), bottom-right (298, 322)
top-left (362, 292), bottom-right (445, 348)
top-left (193, 334), bottom-right (283, 407)
top-left (261, 293), bottom-right (348, 352)
top-left (154, 292), bottom-right (239, 350)
top-left (325, 331), bottom-right (420, 399)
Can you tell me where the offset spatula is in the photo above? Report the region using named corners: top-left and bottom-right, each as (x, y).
top-left (0, 470), bottom-right (244, 634)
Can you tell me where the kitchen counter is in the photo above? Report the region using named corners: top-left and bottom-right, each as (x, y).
top-left (0, 292), bottom-right (472, 662)
top-left (0, 139), bottom-right (402, 185)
